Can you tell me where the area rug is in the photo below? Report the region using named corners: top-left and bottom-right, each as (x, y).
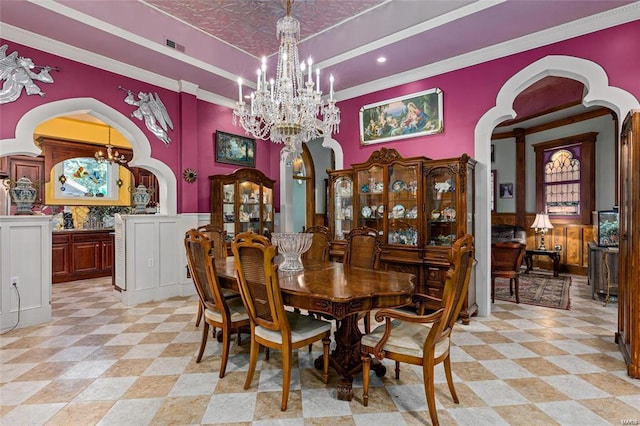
top-left (494, 272), bottom-right (571, 310)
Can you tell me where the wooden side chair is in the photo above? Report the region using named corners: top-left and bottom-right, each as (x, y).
top-left (184, 229), bottom-right (249, 378)
top-left (194, 224), bottom-right (236, 327)
top-left (302, 225), bottom-right (330, 262)
top-left (360, 234), bottom-right (475, 426)
top-left (231, 232), bottom-right (331, 411)
top-left (343, 226), bottom-right (382, 334)
top-left (491, 241), bottom-right (526, 303)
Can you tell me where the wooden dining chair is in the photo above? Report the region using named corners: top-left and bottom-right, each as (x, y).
top-left (360, 234), bottom-right (474, 426)
top-left (343, 226), bottom-right (382, 334)
top-left (491, 241), bottom-right (526, 303)
top-left (302, 225), bottom-right (330, 262)
top-left (193, 224), bottom-right (237, 327)
top-left (231, 231), bottom-right (331, 411)
top-left (184, 229), bottom-right (250, 378)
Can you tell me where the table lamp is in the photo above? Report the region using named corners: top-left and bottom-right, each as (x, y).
top-left (531, 213), bottom-right (553, 250)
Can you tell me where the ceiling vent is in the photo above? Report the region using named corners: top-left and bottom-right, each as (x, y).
top-left (165, 39), bottom-right (185, 52)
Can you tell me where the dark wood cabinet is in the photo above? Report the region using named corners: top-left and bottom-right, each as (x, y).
top-left (8, 155), bottom-right (45, 204)
top-left (52, 230), bottom-right (113, 283)
top-left (0, 156), bottom-right (8, 177)
top-left (132, 168), bottom-right (159, 204)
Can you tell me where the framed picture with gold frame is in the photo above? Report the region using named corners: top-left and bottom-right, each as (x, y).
top-left (359, 87), bottom-right (443, 145)
top-left (214, 131), bottom-right (255, 167)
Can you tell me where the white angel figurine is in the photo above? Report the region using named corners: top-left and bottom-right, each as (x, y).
top-left (123, 89), bottom-right (174, 145)
top-left (0, 44), bottom-right (55, 105)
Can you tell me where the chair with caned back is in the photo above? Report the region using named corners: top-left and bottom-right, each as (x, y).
top-left (302, 225), bottom-right (330, 262)
top-left (343, 226), bottom-right (382, 334)
top-left (231, 232), bottom-right (331, 411)
top-left (360, 234), bottom-right (475, 426)
top-left (491, 241), bottom-right (526, 303)
top-left (194, 224), bottom-right (236, 327)
top-left (184, 229), bottom-right (249, 378)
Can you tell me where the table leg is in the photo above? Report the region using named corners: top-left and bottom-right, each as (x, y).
top-left (313, 313), bottom-right (385, 401)
top-left (552, 253), bottom-right (560, 277)
top-left (524, 253), bottom-right (533, 274)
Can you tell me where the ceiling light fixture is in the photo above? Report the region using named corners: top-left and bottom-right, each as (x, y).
top-left (232, 0), bottom-right (340, 166)
top-left (377, 56), bottom-right (387, 63)
top-left (95, 126), bottom-right (127, 165)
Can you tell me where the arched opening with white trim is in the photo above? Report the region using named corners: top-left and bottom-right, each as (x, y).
top-left (474, 55), bottom-right (639, 317)
top-left (0, 98), bottom-right (177, 215)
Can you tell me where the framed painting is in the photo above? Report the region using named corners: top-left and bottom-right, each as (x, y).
top-left (500, 183), bottom-right (514, 199)
top-left (359, 87), bottom-right (443, 145)
top-left (215, 131), bottom-right (255, 167)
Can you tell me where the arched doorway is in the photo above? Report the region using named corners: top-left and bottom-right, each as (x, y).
top-left (474, 55), bottom-right (640, 317)
top-left (0, 98), bottom-right (177, 215)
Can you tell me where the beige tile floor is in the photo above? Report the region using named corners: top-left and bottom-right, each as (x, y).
top-left (1, 273), bottom-right (638, 425)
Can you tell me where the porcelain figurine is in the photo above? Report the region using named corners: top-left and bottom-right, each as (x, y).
top-left (4, 177), bottom-right (38, 215)
top-left (129, 184), bottom-right (155, 214)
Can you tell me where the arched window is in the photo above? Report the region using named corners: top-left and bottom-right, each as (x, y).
top-left (534, 132), bottom-right (597, 224)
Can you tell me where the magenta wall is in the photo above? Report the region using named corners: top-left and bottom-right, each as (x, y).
top-left (1, 19), bottom-right (639, 213)
top-left (336, 19), bottom-right (640, 165)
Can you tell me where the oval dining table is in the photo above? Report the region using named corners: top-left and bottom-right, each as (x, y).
top-left (215, 257), bottom-right (415, 401)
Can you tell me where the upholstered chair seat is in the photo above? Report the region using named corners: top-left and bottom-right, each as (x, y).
top-left (361, 320), bottom-right (449, 360)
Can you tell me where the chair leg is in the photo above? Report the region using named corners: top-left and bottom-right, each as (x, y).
top-left (422, 360), bottom-right (439, 426)
top-left (281, 347), bottom-right (292, 411)
top-left (361, 355), bottom-right (371, 407)
top-left (509, 278), bottom-right (514, 296)
top-left (195, 302), bottom-right (202, 327)
top-left (514, 277), bottom-right (520, 304)
top-left (322, 334), bottom-right (330, 384)
top-left (244, 334), bottom-right (259, 390)
top-left (443, 355), bottom-right (459, 403)
top-left (395, 360), bottom-right (400, 380)
top-left (265, 347), bottom-right (270, 361)
top-left (196, 322), bottom-right (209, 363)
top-left (491, 277), bottom-right (495, 303)
top-left (219, 326), bottom-right (231, 378)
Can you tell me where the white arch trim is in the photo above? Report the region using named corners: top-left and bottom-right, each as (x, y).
top-left (0, 98), bottom-right (177, 215)
top-left (474, 55), bottom-right (639, 317)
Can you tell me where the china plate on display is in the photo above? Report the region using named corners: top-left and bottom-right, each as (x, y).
top-left (406, 206), bottom-right (418, 219)
top-left (372, 181), bottom-right (384, 193)
top-left (392, 204), bottom-right (405, 219)
top-left (443, 207), bottom-right (456, 221)
top-left (377, 205), bottom-right (384, 217)
top-left (391, 180), bottom-right (406, 192)
top-left (362, 206), bottom-right (373, 218)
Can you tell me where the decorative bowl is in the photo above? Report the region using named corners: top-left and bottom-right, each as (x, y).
top-left (271, 233), bottom-right (313, 272)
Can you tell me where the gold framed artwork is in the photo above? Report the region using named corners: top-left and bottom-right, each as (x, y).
top-left (214, 131), bottom-right (255, 167)
top-left (359, 87), bottom-right (443, 145)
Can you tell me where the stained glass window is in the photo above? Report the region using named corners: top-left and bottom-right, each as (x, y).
top-left (544, 147), bottom-right (581, 216)
top-left (55, 158), bottom-right (119, 200)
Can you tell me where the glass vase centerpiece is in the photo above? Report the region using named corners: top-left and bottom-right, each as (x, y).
top-left (271, 232), bottom-right (313, 272)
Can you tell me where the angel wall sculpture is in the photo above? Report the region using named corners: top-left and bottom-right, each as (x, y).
top-left (120, 86), bottom-right (174, 145)
top-left (0, 44), bottom-right (58, 105)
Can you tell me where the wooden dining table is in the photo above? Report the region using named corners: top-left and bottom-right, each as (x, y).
top-left (215, 257), bottom-right (415, 401)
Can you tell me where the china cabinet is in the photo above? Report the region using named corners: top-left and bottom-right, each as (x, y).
top-left (209, 168), bottom-right (275, 243)
top-left (423, 154), bottom-right (476, 322)
top-left (327, 149), bottom-right (476, 322)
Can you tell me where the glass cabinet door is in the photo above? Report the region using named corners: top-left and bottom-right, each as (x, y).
top-left (262, 186), bottom-right (273, 230)
top-left (238, 181), bottom-right (261, 234)
top-left (333, 176), bottom-right (353, 240)
top-left (387, 164), bottom-right (419, 246)
top-left (357, 165), bottom-right (384, 234)
top-left (426, 167), bottom-right (457, 246)
top-left (222, 183), bottom-right (235, 241)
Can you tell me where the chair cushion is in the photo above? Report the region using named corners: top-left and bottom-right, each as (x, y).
top-left (204, 297), bottom-right (249, 323)
top-left (255, 311), bottom-right (331, 345)
top-left (361, 320), bottom-right (449, 359)
top-left (222, 289), bottom-right (240, 299)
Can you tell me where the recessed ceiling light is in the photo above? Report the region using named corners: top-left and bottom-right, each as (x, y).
top-left (377, 56), bottom-right (387, 63)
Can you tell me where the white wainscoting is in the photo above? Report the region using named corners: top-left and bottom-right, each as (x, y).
top-left (0, 216), bottom-right (52, 330)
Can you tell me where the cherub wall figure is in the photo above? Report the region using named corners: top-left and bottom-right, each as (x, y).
top-left (120, 86), bottom-right (174, 145)
top-left (0, 44), bottom-right (58, 105)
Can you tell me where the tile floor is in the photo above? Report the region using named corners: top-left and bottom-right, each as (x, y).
top-left (1, 273), bottom-right (639, 425)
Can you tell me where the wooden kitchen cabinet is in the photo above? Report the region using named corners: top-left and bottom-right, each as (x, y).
top-left (0, 156), bottom-right (8, 177)
top-left (132, 167), bottom-right (159, 205)
top-left (52, 230), bottom-right (113, 283)
top-left (8, 155), bottom-right (45, 204)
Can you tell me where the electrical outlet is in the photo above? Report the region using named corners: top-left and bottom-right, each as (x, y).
top-left (147, 258), bottom-right (154, 267)
top-left (10, 276), bottom-right (19, 287)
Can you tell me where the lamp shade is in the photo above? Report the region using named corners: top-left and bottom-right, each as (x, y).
top-left (531, 213), bottom-right (553, 230)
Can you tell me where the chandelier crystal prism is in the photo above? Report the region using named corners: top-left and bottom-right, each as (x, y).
top-left (232, 0), bottom-right (340, 165)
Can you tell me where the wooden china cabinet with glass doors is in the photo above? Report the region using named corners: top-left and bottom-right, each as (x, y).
top-left (209, 168), bottom-right (275, 249)
top-left (423, 154), bottom-right (476, 323)
top-left (328, 149), bottom-right (477, 323)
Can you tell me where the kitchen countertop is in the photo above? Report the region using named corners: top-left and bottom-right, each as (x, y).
top-left (53, 228), bottom-right (114, 233)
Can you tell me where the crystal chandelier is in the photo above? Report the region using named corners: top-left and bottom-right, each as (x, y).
top-left (95, 127), bottom-right (128, 165)
top-left (232, 0), bottom-right (340, 165)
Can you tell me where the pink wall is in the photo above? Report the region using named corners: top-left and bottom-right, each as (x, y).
top-left (1, 19), bottom-right (639, 213)
top-left (336, 19), bottom-right (640, 165)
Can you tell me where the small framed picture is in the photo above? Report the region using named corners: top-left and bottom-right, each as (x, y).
top-left (499, 183), bottom-right (514, 199)
top-left (214, 131), bottom-right (255, 167)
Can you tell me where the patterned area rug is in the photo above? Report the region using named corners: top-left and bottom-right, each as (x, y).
top-left (494, 272), bottom-right (571, 310)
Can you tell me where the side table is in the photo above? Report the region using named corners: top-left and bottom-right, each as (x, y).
top-left (524, 249), bottom-right (560, 277)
